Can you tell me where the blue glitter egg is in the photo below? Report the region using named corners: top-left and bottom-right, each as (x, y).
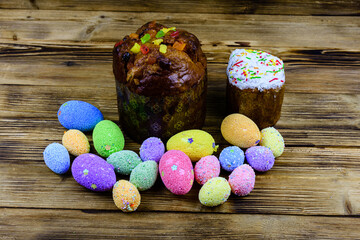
top-left (219, 146), bottom-right (244, 172)
top-left (43, 143), bottom-right (70, 174)
top-left (57, 100), bottom-right (104, 132)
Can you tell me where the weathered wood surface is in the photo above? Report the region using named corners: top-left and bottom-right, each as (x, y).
top-left (0, 3), bottom-right (360, 239)
top-left (1, 10), bottom-right (359, 50)
top-left (2, 208), bottom-right (360, 240)
top-left (1, 0), bottom-right (359, 16)
top-left (1, 147), bottom-right (360, 215)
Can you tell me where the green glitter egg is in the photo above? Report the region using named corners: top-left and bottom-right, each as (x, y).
top-left (106, 150), bottom-right (142, 175)
top-left (130, 161), bottom-right (158, 191)
top-left (198, 177), bottom-right (231, 207)
top-left (93, 120), bottom-right (125, 157)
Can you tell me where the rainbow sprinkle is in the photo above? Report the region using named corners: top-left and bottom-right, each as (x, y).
top-left (227, 49), bottom-right (285, 91)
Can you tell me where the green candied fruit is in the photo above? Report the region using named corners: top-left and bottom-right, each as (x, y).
top-left (156, 30), bottom-right (165, 38)
top-left (141, 33), bottom-right (151, 44)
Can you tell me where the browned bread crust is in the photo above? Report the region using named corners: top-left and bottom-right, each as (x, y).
top-left (113, 21), bottom-right (207, 96)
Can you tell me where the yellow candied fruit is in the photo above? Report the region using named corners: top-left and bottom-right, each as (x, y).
top-left (161, 27), bottom-right (176, 34)
top-left (159, 44), bottom-right (167, 54)
top-left (152, 39), bottom-right (163, 45)
top-left (130, 43), bottom-right (141, 54)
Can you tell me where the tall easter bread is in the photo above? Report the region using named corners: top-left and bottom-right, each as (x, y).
top-left (226, 49), bottom-right (285, 129)
top-left (113, 21), bottom-right (207, 143)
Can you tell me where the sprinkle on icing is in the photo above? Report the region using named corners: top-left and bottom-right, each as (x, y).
top-left (227, 49), bottom-right (285, 91)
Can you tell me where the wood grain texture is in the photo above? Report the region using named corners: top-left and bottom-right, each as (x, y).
top-left (1, 5), bottom-right (360, 239)
top-left (1, 85), bottom-right (359, 146)
top-left (1, 42), bottom-right (359, 94)
top-left (1, 0), bottom-right (359, 16)
top-left (1, 141), bottom-right (360, 215)
top-left (2, 208), bottom-right (360, 240)
top-left (0, 10), bottom-right (359, 49)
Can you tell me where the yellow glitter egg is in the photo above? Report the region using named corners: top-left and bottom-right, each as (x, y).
top-left (199, 177), bottom-right (231, 207)
top-left (62, 129), bottom-right (90, 156)
top-left (221, 114), bottom-right (260, 148)
top-left (113, 180), bottom-right (141, 212)
top-left (260, 127), bottom-right (285, 158)
top-left (166, 129), bottom-right (218, 162)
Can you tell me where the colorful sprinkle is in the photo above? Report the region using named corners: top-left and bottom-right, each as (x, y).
top-left (227, 49), bottom-right (285, 91)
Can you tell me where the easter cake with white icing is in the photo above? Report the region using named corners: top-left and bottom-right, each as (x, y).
top-left (226, 49), bottom-right (285, 129)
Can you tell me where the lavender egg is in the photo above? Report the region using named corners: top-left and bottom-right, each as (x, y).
top-left (245, 146), bottom-right (275, 172)
top-left (71, 153), bottom-right (116, 191)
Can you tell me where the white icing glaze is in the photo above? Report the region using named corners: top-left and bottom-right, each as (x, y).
top-left (227, 49), bottom-right (285, 91)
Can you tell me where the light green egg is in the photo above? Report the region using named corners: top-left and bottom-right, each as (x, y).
top-left (93, 120), bottom-right (125, 157)
top-left (199, 177), bottom-right (231, 207)
top-left (260, 127), bottom-right (285, 158)
top-left (166, 129), bottom-right (218, 162)
top-left (130, 161), bottom-right (158, 191)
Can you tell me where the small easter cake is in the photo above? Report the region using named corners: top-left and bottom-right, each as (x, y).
top-left (226, 49), bottom-right (285, 129)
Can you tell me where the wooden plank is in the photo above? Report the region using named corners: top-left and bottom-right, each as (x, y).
top-left (1, 144), bottom-right (359, 216)
top-left (2, 209), bottom-right (360, 240)
top-left (0, 0), bottom-right (359, 16)
top-left (1, 41), bottom-right (359, 94)
top-left (0, 10), bottom-right (359, 49)
top-left (2, 207), bottom-right (360, 239)
top-left (0, 84), bottom-right (358, 146)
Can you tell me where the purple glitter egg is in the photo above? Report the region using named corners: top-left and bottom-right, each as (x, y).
top-left (71, 153), bottom-right (116, 191)
top-left (139, 137), bottom-right (165, 163)
top-left (245, 146), bottom-right (275, 172)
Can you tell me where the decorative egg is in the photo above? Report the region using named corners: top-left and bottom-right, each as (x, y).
top-left (113, 180), bottom-right (141, 212)
top-left (57, 100), bottom-right (103, 132)
top-left (159, 150), bottom-right (194, 195)
top-left (140, 137), bottom-right (165, 163)
top-left (245, 146), bottom-right (275, 172)
top-left (221, 114), bottom-right (260, 148)
top-left (166, 129), bottom-right (218, 162)
top-left (71, 153), bottom-right (116, 191)
top-left (194, 155), bottom-right (220, 185)
top-left (260, 127), bottom-right (285, 158)
top-left (130, 161), bottom-right (158, 191)
top-left (93, 120), bottom-right (125, 157)
top-left (62, 129), bottom-right (90, 156)
top-left (228, 164), bottom-right (255, 196)
top-left (198, 177), bottom-right (231, 207)
top-left (43, 143), bottom-right (70, 174)
top-left (107, 150), bottom-right (142, 175)
top-left (219, 146), bottom-right (244, 172)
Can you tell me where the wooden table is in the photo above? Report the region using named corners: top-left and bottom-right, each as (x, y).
top-left (1, 1), bottom-right (359, 239)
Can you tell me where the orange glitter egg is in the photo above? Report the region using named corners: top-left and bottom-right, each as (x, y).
top-left (113, 180), bottom-right (141, 212)
top-left (221, 114), bottom-right (260, 148)
top-left (62, 129), bottom-right (90, 156)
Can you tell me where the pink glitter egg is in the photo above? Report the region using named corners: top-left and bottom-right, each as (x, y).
top-left (194, 155), bottom-right (220, 185)
top-left (159, 150), bottom-right (194, 195)
top-left (228, 164), bottom-right (255, 196)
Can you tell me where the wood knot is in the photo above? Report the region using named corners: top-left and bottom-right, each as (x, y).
top-left (86, 25), bottom-right (96, 35)
top-left (64, 61), bottom-right (78, 67)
